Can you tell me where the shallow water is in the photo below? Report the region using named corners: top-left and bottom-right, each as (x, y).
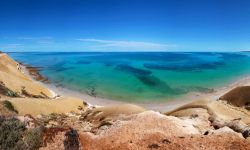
top-left (9, 52), bottom-right (250, 102)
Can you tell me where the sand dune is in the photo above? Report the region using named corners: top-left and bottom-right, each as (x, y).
top-left (165, 99), bottom-right (250, 124)
top-left (219, 86), bottom-right (250, 109)
top-left (0, 53), bottom-right (54, 98)
top-left (0, 53), bottom-right (89, 116)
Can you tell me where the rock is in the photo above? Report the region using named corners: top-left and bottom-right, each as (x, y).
top-left (242, 128), bottom-right (250, 138)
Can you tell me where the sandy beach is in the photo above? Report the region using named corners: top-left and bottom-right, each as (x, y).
top-left (36, 69), bottom-right (250, 112)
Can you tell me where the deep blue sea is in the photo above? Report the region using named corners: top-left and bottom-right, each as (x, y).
top-left (8, 52), bottom-right (250, 102)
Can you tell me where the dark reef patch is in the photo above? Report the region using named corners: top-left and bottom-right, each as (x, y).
top-left (103, 62), bottom-right (114, 67)
top-left (135, 75), bottom-right (160, 87)
top-left (98, 60), bottom-right (120, 67)
top-left (219, 53), bottom-right (248, 60)
top-left (76, 60), bottom-right (91, 64)
top-left (53, 66), bottom-right (75, 72)
top-left (114, 64), bottom-right (185, 95)
top-left (144, 61), bottom-right (225, 72)
top-left (135, 74), bottom-right (180, 94)
top-left (115, 52), bottom-right (196, 62)
top-left (115, 64), bottom-right (152, 75)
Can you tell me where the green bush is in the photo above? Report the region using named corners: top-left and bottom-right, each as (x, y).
top-left (0, 117), bottom-right (44, 150)
top-left (0, 117), bottom-right (27, 150)
top-left (0, 82), bottom-right (19, 97)
top-left (24, 126), bottom-right (44, 149)
top-left (6, 91), bottom-right (19, 97)
top-left (2, 100), bottom-right (18, 113)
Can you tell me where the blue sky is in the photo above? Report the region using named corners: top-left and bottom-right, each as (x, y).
top-left (1, 0), bottom-right (250, 52)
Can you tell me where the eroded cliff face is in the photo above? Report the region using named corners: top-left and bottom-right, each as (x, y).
top-left (35, 97), bottom-right (249, 150)
top-left (38, 87), bottom-right (250, 150)
top-left (78, 111), bottom-right (249, 150)
top-left (36, 107), bottom-right (249, 150)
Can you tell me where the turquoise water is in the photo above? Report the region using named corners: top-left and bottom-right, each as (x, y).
top-left (9, 52), bottom-right (250, 102)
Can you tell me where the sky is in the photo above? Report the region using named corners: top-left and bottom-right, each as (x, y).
top-left (0, 0), bottom-right (250, 52)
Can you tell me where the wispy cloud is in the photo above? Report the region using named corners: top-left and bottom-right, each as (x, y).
top-left (17, 36), bottom-right (54, 44)
top-left (16, 37), bottom-right (36, 40)
top-left (1, 37), bottom-right (176, 52)
top-left (1, 36), bottom-right (55, 51)
top-left (2, 44), bottom-right (23, 49)
top-left (17, 36), bottom-right (53, 40)
top-left (4, 44), bottom-right (23, 48)
top-left (76, 38), bottom-right (176, 51)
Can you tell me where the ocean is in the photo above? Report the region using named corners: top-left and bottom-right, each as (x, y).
top-left (9, 52), bottom-right (250, 102)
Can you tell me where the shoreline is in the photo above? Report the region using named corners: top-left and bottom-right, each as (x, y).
top-left (46, 75), bottom-right (250, 112)
top-left (22, 62), bottom-right (250, 112)
top-left (20, 64), bottom-right (58, 98)
top-left (20, 63), bottom-right (50, 83)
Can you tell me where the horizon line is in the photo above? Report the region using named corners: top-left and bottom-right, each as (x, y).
top-left (4, 50), bottom-right (246, 53)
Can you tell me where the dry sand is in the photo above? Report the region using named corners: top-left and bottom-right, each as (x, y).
top-left (8, 97), bottom-right (84, 116)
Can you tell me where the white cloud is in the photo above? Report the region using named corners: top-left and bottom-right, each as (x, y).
top-left (76, 38), bottom-right (176, 51)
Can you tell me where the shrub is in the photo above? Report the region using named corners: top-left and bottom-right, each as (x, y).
top-left (2, 100), bottom-right (18, 113)
top-left (0, 117), bottom-right (27, 150)
top-left (64, 129), bottom-right (80, 150)
top-left (24, 126), bottom-right (44, 149)
top-left (6, 91), bottom-right (19, 97)
top-left (0, 117), bottom-right (44, 150)
top-left (0, 82), bottom-right (19, 97)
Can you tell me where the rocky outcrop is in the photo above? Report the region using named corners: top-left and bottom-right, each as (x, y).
top-left (78, 111), bottom-right (250, 150)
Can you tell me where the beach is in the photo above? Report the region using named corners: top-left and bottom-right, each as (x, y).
top-left (8, 52), bottom-right (250, 112)
top-left (29, 66), bottom-right (250, 112)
